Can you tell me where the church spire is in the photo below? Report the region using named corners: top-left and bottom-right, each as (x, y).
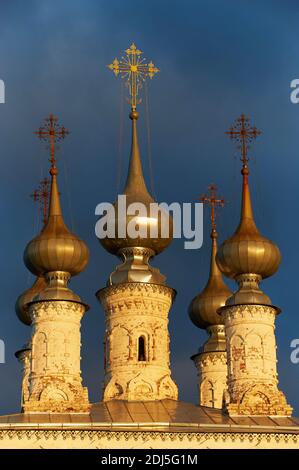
top-left (24, 114), bottom-right (89, 278)
top-left (34, 114), bottom-right (67, 218)
top-left (108, 43), bottom-right (159, 203)
top-left (226, 113), bottom-right (260, 234)
top-left (21, 115), bottom-right (89, 413)
top-left (215, 115), bottom-right (292, 417)
top-left (216, 114), bottom-right (281, 289)
top-left (189, 184), bottom-right (231, 409)
top-left (97, 44), bottom-right (178, 402)
top-left (100, 43), bottom-right (172, 281)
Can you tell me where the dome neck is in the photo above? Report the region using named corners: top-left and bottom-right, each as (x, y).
top-left (201, 325), bottom-right (226, 353)
top-left (123, 111), bottom-right (153, 200)
top-left (46, 270), bottom-right (71, 288)
top-left (225, 273), bottom-right (272, 306)
top-left (108, 247), bottom-right (166, 286)
top-left (34, 271), bottom-right (84, 303)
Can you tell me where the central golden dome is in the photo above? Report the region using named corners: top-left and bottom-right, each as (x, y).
top-left (100, 111), bottom-right (173, 256)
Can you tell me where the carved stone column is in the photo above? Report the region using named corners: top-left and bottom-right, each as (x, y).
top-left (223, 304), bottom-right (292, 416)
top-left (24, 273), bottom-right (89, 413)
top-left (97, 282), bottom-right (178, 401)
top-left (192, 325), bottom-right (227, 409)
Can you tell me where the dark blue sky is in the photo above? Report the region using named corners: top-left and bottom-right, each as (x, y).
top-left (0, 0), bottom-right (299, 414)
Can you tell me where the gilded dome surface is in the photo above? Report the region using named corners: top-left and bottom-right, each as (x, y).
top-left (15, 276), bottom-right (47, 325)
top-left (216, 169), bottom-right (281, 280)
top-left (189, 233), bottom-right (232, 329)
top-left (100, 111), bottom-right (173, 256)
top-left (24, 170), bottom-right (89, 277)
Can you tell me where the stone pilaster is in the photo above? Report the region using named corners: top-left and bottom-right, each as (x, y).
top-left (15, 345), bottom-right (31, 411)
top-left (223, 304), bottom-right (292, 416)
top-left (24, 299), bottom-right (89, 413)
top-left (97, 282), bottom-right (178, 401)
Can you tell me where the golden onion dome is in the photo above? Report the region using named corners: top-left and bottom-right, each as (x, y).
top-left (15, 275), bottom-right (47, 326)
top-left (24, 167), bottom-right (89, 277)
top-left (15, 341), bottom-right (31, 361)
top-left (189, 230), bottom-right (232, 329)
top-left (99, 111), bottom-right (173, 256)
top-left (216, 167), bottom-right (281, 280)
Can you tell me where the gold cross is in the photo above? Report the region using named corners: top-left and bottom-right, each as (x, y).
top-left (108, 43), bottom-right (159, 111)
top-left (30, 177), bottom-right (50, 226)
top-left (34, 114), bottom-right (69, 172)
top-left (199, 184), bottom-right (225, 236)
top-left (225, 114), bottom-right (261, 168)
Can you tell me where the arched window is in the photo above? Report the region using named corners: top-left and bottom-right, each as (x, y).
top-left (138, 336), bottom-right (146, 361)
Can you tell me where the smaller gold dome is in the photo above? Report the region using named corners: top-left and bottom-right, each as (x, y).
top-left (216, 168), bottom-right (281, 280)
top-left (15, 276), bottom-right (47, 326)
top-left (100, 111), bottom-right (173, 257)
top-left (24, 169), bottom-right (89, 277)
top-left (189, 231), bottom-right (232, 329)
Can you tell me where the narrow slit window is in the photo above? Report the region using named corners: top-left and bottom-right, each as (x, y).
top-left (138, 336), bottom-right (146, 361)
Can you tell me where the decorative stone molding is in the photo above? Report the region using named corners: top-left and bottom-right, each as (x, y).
top-left (0, 428), bottom-right (298, 449)
top-left (25, 299), bottom-right (89, 413)
top-left (98, 282), bottom-right (175, 302)
top-left (223, 304), bottom-right (292, 416)
top-left (98, 283), bottom-right (178, 401)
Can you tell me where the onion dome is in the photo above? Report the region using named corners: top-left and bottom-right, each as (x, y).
top-left (99, 110), bottom-right (173, 257)
top-left (100, 44), bottom-right (172, 269)
top-left (216, 167), bottom-right (280, 280)
top-left (216, 115), bottom-right (281, 281)
top-left (189, 228), bottom-right (232, 329)
top-left (24, 169), bottom-right (89, 276)
top-left (24, 115), bottom-right (89, 278)
top-left (15, 276), bottom-right (47, 326)
top-left (15, 341), bottom-right (31, 361)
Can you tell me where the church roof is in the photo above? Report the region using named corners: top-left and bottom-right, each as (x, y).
top-left (0, 400), bottom-right (298, 434)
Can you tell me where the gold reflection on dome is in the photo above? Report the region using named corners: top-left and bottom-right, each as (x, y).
top-left (24, 114), bottom-right (89, 278)
top-left (189, 185), bottom-right (232, 329)
top-left (15, 276), bottom-right (47, 326)
top-left (100, 45), bottom-right (173, 266)
top-left (216, 114), bottom-right (281, 281)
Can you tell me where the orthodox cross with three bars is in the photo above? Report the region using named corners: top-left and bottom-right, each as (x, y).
top-left (34, 114), bottom-right (69, 171)
top-left (225, 113), bottom-right (261, 168)
top-left (200, 184), bottom-right (225, 236)
top-left (30, 178), bottom-right (50, 227)
top-left (108, 43), bottom-right (159, 111)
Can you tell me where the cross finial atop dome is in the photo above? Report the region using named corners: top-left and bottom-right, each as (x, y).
top-left (34, 114), bottom-right (69, 175)
top-left (225, 114), bottom-right (261, 172)
top-left (199, 184), bottom-right (225, 238)
top-left (30, 177), bottom-right (50, 227)
top-left (108, 43), bottom-right (159, 111)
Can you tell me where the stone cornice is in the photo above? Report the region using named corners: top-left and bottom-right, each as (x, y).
top-left (0, 427), bottom-right (298, 448)
top-left (97, 282), bottom-right (176, 302)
